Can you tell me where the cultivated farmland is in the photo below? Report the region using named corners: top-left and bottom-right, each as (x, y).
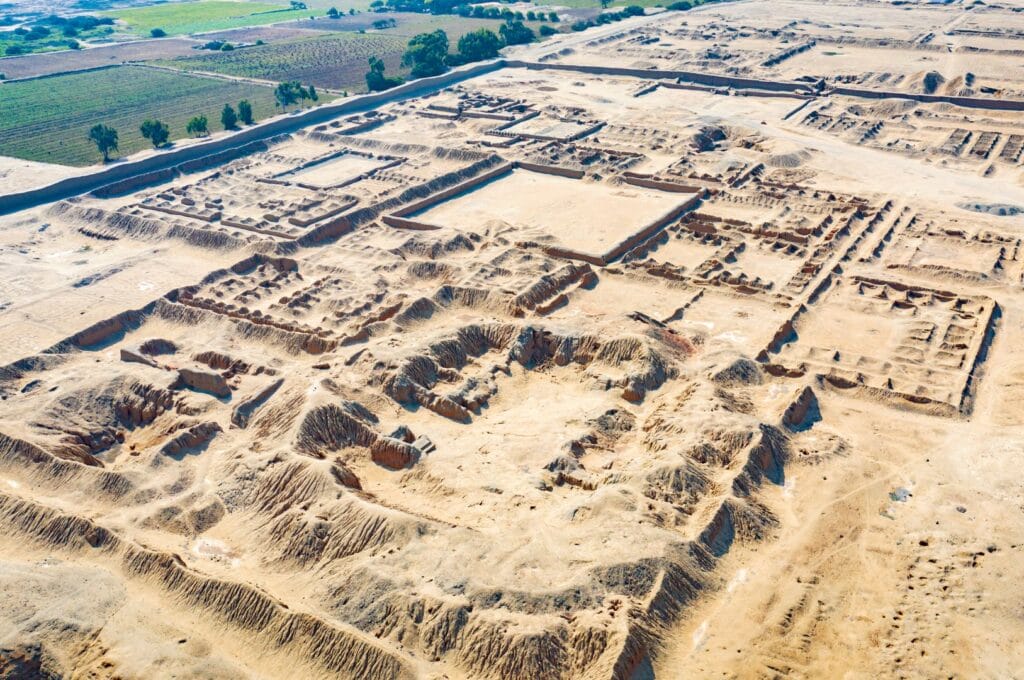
top-left (155, 32), bottom-right (409, 91)
top-left (382, 14), bottom-right (549, 39)
top-left (0, 38), bottom-right (201, 80)
top-left (157, 15), bottom-right (544, 92)
top-left (195, 25), bottom-right (331, 44)
top-left (102, 1), bottom-right (310, 37)
top-left (293, 13), bottom-right (550, 40)
top-left (0, 65), bottom-right (279, 165)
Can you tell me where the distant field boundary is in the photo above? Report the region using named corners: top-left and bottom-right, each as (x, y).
top-left (0, 64), bottom-right (123, 84)
top-left (0, 59), bottom-right (505, 216)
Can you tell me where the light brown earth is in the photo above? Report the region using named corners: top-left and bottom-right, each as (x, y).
top-left (2, 0), bottom-right (1024, 678)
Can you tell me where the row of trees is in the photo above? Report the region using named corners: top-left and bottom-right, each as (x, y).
top-left (367, 0), bottom-right (559, 22)
top-left (460, 6), bottom-right (558, 21)
top-left (88, 74), bottom-right (323, 161)
top-left (570, 5), bottom-right (645, 32)
top-left (326, 6), bottom-right (359, 17)
top-left (274, 81), bottom-right (319, 110)
top-left (366, 21), bottom-right (537, 92)
top-left (86, 100), bottom-right (256, 162)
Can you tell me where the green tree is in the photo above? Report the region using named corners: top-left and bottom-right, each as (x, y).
top-left (539, 24), bottom-right (557, 36)
top-left (150, 27), bottom-right (166, 37)
top-left (600, 0), bottom-right (612, 8)
top-left (457, 28), bottom-right (502, 63)
top-left (365, 56), bottom-right (402, 91)
top-left (402, 29), bottom-right (449, 78)
top-left (274, 81), bottom-right (304, 110)
top-left (237, 99), bottom-right (253, 125)
top-left (186, 115), bottom-right (208, 137)
top-left (327, 6), bottom-right (340, 17)
top-left (139, 119), bottom-right (169, 148)
top-left (307, 84), bottom-right (318, 102)
top-left (87, 124), bottom-right (118, 162)
top-left (221, 104), bottom-right (238, 130)
top-left (499, 20), bottom-right (535, 46)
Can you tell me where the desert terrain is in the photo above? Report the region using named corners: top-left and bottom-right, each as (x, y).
top-left (3, 0), bottom-right (1024, 678)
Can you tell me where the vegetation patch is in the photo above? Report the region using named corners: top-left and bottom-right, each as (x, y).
top-left (102, 1), bottom-right (311, 36)
top-left (0, 14), bottom-right (114, 56)
top-left (0, 65), bottom-right (279, 165)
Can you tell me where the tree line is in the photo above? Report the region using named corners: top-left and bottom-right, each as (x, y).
top-left (87, 74), bottom-right (327, 162)
top-left (570, 5), bottom-right (645, 33)
top-left (87, 99), bottom-right (257, 162)
top-left (365, 20), bottom-right (539, 93)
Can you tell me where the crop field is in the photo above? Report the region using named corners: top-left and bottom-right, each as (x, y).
top-left (154, 32), bottom-right (410, 91)
top-left (196, 25), bottom-right (331, 43)
top-left (0, 65), bottom-right (279, 165)
top-left (102, 1), bottom-right (310, 36)
top-left (291, 13), bottom-right (529, 39)
top-left (0, 38), bottom-right (201, 80)
top-left (158, 15), bottom-right (556, 92)
top-left (379, 14), bottom-right (553, 39)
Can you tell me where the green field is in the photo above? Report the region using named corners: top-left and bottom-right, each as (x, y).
top-left (0, 66), bottom-right (281, 166)
top-left (102, 1), bottom-right (312, 36)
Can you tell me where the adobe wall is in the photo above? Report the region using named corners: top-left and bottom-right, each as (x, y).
top-left (506, 60), bottom-right (808, 93)
top-left (832, 86), bottom-right (1024, 111)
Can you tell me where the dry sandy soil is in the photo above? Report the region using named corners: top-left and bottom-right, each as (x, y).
top-left (2, 1), bottom-right (1024, 678)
